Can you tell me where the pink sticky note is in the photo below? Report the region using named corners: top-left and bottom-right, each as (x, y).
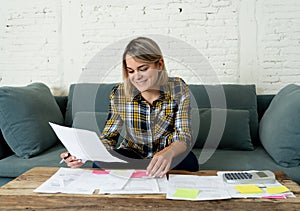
top-left (131, 170), bottom-right (148, 178)
top-left (262, 195), bottom-right (286, 199)
top-left (92, 170), bottom-right (110, 175)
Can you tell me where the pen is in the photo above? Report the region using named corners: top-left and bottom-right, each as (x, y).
top-left (59, 153), bottom-right (71, 164)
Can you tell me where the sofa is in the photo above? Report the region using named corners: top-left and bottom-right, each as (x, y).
top-left (0, 82), bottom-right (299, 187)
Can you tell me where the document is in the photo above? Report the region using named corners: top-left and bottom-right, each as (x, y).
top-left (103, 171), bottom-right (168, 194)
top-left (34, 168), bottom-right (168, 195)
top-left (34, 168), bottom-right (95, 194)
top-left (217, 171), bottom-right (296, 199)
top-left (49, 122), bottom-right (127, 163)
top-left (167, 174), bottom-right (231, 201)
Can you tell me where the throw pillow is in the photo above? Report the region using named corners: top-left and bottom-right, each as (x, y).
top-left (0, 83), bottom-right (64, 158)
top-left (188, 84), bottom-right (258, 144)
top-left (192, 108), bottom-right (254, 150)
top-left (259, 84), bottom-right (300, 167)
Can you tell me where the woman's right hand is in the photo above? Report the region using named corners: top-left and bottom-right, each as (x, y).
top-left (60, 152), bottom-right (84, 168)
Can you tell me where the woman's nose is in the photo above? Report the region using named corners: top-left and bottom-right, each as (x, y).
top-left (133, 71), bottom-right (142, 80)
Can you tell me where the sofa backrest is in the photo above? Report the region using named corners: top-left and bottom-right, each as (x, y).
top-left (256, 95), bottom-right (275, 121)
top-left (62, 83), bottom-right (263, 144)
top-left (64, 83), bottom-right (117, 127)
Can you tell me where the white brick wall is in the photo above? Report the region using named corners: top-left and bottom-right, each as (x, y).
top-left (0, 0), bottom-right (299, 94)
top-left (256, 0), bottom-right (300, 93)
top-left (0, 0), bottom-right (63, 88)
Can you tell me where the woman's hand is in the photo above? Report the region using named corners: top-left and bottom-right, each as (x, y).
top-left (146, 147), bottom-right (174, 178)
top-left (146, 141), bottom-right (187, 177)
top-left (60, 152), bottom-right (84, 168)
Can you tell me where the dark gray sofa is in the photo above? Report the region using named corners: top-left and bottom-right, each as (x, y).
top-left (0, 83), bottom-right (299, 187)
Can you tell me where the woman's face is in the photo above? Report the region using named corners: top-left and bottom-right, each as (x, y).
top-left (125, 54), bottom-right (163, 93)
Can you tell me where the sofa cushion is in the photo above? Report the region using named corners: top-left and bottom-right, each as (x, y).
top-left (189, 84), bottom-right (258, 144)
top-left (0, 83), bottom-right (64, 158)
top-left (192, 108), bottom-right (253, 150)
top-left (0, 144), bottom-right (66, 177)
top-left (65, 83), bottom-right (116, 126)
top-left (259, 84), bottom-right (300, 167)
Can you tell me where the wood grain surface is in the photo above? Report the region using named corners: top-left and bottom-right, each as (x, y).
top-left (0, 167), bottom-right (299, 210)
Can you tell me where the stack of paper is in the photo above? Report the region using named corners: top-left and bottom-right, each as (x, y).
top-left (166, 174), bottom-right (231, 201)
top-left (34, 168), bottom-right (167, 195)
top-left (217, 171), bottom-right (295, 199)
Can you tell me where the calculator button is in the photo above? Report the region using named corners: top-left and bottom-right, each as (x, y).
top-left (232, 173), bottom-right (238, 180)
top-left (225, 173), bottom-right (233, 180)
top-left (237, 173), bottom-right (243, 179)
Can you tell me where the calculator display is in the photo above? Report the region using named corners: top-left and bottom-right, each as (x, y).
top-left (256, 171), bottom-right (268, 177)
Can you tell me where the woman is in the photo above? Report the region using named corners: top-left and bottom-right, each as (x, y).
top-left (61, 37), bottom-right (199, 177)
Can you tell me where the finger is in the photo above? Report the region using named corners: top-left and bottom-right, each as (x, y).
top-left (146, 157), bottom-right (158, 176)
top-left (160, 161), bottom-right (171, 177)
top-left (68, 159), bottom-right (83, 168)
top-left (153, 159), bottom-right (168, 177)
top-left (60, 152), bottom-right (69, 159)
top-left (150, 158), bottom-right (164, 177)
top-left (65, 156), bottom-right (77, 163)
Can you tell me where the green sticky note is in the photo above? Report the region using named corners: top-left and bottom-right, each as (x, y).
top-left (266, 186), bottom-right (290, 194)
top-left (234, 185), bottom-right (263, 194)
top-left (173, 188), bottom-right (199, 199)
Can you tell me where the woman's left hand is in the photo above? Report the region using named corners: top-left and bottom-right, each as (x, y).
top-left (146, 147), bottom-right (175, 178)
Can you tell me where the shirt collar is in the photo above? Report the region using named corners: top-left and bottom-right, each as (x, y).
top-left (131, 88), bottom-right (171, 103)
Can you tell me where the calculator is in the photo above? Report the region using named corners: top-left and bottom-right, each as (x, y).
top-left (222, 170), bottom-right (276, 184)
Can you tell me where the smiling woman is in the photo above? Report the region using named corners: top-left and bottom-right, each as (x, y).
top-left (61, 37), bottom-right (199, 177)
top-left (122, 37), bottom-right (168, 100)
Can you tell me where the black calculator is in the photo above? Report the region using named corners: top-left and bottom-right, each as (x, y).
top-left (222, 170), bottom-right (276, 184)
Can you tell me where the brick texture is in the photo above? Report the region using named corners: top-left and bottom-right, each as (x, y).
top-left (0, 0), bottom-right (299, 94)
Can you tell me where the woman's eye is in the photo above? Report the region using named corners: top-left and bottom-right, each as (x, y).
top-left (128, 70), bottom-right (134, 74)
top-left (140, 68), bottom-right (148, 72)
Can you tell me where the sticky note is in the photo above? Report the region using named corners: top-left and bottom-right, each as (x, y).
top-left (92, 170), bottom-right (110, 175)
top-left (266, 186), bottom-right (290, 194)
top-left (173, 188), bottom-right (199, 199)
top-left (234, 185), bottom-right (263, 194)
top-left (131, 171), bottom-right (148, 178)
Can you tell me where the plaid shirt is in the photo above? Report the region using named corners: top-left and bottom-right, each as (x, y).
top-left (100, 77), bottom-right (192, 158)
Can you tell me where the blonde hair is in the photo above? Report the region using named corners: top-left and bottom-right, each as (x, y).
top-left (122, 37), bottom-right (168, 98)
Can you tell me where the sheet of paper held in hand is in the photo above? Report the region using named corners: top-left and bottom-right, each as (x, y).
top-left (49, 122), bottom-right (127, 163)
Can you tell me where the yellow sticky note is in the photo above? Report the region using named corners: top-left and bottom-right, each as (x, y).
top-left (235, 185), bottom-right (263, 194)
top-left (266, 186), bottom-right (290, 194)
top-left (173, 188), bottom-right (199, 199)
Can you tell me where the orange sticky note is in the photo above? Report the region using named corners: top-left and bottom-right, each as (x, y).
top-left (235, 185), bottom-right (263, 194)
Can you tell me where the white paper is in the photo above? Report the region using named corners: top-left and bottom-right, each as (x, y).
top-left (217, 171), bottom-right (296, 199)
top-left (34, 168), bottom-right (95, 194)
top-left (68, 169), bottom-right (135, 192)
top-left (34, 168), bottom-right (168, 195)
top-left (104, 176), bottom-right (168, 194)
top-left (49, 122), bottom-right (127, 163)
top-left (167, 174), bottom-right (231, 201)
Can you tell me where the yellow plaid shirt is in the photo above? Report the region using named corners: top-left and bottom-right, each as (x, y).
top-left (100, 77), bottom-right (192, 158)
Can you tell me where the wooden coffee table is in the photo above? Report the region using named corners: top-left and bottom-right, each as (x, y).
top-left (0, 167), bottom-right (299, 210)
